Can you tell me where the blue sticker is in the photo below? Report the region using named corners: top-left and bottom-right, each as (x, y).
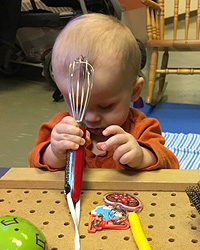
top-left (91, 205), bottom-right (122, 220)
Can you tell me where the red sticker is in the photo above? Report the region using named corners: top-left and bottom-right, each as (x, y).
top-left (103, 193), bottom-right (143, 213)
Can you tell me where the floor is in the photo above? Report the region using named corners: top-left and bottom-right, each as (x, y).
top-left (0, 15), bottom-right (200, 168)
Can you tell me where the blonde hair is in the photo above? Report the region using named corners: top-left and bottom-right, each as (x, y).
top-left (52, 13), bottom-right (141, 87)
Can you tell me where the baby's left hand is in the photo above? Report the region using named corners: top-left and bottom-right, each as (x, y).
top-left (96, 125), bottom-right (144, 168)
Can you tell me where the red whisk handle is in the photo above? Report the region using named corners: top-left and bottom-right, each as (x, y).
top-left (65, 122), bottom-right (86, 203)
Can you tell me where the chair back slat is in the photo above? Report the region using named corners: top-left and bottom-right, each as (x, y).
top-left (141, 0), bottom-right (161, 40)
top-left (197, 0), bottom-right (200, 39)
top-left (156, 10), bottom-right (161, 39)
top-left (151, 8), bottom-right (157, 39)
top-left (173, 0), bottom-right (179, 39)
top-left (159, 0), bottom-right (165, 39)
top-left (146, 6), bottom-right (153, 40)
top-left (185, 0), bottom-right (191, 39)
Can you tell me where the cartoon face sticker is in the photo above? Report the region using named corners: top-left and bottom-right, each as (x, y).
top-left (0, 216), bottom-right (48, 249)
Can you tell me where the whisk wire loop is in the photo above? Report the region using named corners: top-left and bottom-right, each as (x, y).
top-left (68, 56), bottom-right (94, 122)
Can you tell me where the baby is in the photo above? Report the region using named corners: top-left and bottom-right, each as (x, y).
top-left (29, 13), bottom-right (179, 171)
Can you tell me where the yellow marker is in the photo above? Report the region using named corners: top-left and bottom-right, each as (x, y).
top-left (128, 212), bottom-right (151, 250)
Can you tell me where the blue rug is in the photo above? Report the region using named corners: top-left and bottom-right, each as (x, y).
top-left (141, 102), bottom-right (200, 134)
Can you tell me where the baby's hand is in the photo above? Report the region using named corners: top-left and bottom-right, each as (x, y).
top-left (50, 116), bottom-right (85, 160)
top-left (96, 125), bottom-right (144, 168)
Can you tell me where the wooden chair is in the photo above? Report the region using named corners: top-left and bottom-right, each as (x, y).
top-left (141, 0), bottom-right (200, 105)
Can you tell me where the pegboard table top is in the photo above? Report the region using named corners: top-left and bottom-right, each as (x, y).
top-left (0, 168), bottom-right (200, 250)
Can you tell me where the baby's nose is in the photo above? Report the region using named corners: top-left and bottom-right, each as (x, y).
top-left (84, 109), bottom-right (101, 124)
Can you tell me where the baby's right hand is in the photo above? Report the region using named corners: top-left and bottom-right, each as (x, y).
top-left (50, 116), bottom-right (85, 160)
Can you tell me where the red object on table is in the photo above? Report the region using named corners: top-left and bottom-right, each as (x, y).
top-left (65, 125), bottom-right (86, 203)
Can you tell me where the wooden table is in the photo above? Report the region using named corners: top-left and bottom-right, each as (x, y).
top-left (0, 168), bottom-right (200, 250)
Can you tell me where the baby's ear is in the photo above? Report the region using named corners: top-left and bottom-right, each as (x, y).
top-left (131, 77), bottom-right (144, 102)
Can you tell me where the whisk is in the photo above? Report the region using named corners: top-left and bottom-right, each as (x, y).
top-left (64, 55), bottom-right (94, 203)
top-left (64, 56), bottom-right (94, 250)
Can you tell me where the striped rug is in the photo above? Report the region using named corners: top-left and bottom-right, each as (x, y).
top-left (163, 132), bottom-right (200, 170)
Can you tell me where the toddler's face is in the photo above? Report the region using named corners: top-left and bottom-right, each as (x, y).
top-left (60, 57), bottom-right (136, 136)
top-left (82, 62), bottom-right (132, 136)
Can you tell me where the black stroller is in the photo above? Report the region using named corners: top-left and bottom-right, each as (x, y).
top-left (0, 0), bottom-right (122, 100)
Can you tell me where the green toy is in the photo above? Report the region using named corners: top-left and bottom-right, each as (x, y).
top-left (0, 215), bottom-right (48, 249)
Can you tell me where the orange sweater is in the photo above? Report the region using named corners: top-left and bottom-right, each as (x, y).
top-left (28, 108), bottom-right (179, 171)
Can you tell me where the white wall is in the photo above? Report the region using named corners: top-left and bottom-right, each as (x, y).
top-left (165, 0), bottom-right (198, 18)
top-left (121, 0), bottom-right (198, 41)
top-left (121, 7), bottom-right (148, 43)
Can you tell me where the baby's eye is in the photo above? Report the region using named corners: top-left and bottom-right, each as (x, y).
top-left (99, 104), bottom-right (113, 110)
